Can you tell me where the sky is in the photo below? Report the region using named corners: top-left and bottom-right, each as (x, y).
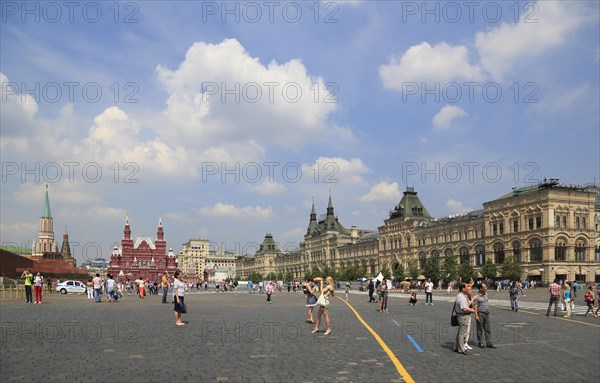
top-left (1, 0), bottom-right (599, 264)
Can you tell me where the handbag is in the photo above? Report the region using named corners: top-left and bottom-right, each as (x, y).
top-left (451, 305), bottom-right (459, 327)
top-left (317, 293), bottom-right (329, 308)
top-left (179, 302), bottom-right (187, 314)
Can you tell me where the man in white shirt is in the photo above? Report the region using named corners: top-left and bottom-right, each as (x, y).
top-left (425, 278), bottom-right (434, 305)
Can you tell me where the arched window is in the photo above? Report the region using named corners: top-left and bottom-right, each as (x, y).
top-left (475, 245), bottom-right (485, 266)
top-left (512, 241), bottom-right (521, 262)
top-left (419, 252), bottom-right (427, 268)
top-left (562, 216), bottom-right (567, 228)
top-left (530, 239), bottom-right (542, 262)
top-left (459, 247), bottom-right (469, 265)
top-left (494, 243), bottom-right (505, 264)
top-left (575, 239), bottom-right (586, 262)
top-left (556, 216), bottom-right (561, 228)
top-left (555, 239), bottom-right (567, 261)
top-left (576, 217), bottom-right (580, 229)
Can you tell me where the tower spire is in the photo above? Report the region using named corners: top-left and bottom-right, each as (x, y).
top-left (42, 184), bottom-right (52, 218)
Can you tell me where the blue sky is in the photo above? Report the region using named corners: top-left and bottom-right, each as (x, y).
top-left (1, 0), bottom-right (599, 263)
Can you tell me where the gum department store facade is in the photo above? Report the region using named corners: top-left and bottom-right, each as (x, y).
top-left (236, 180), bottom-right (600, 284)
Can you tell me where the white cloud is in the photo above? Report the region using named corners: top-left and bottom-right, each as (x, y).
top-left (446, 199), bottom-right (473, 214)
top-left (280, 226), bottom-right (306, 240)
top-left (198, 203), bottom-right (273, 218)
top-left (249, 181), bottom-right (286, 195)
top-left (0, 222), bottom-right (38, 243)
top-left (475, 1), bottom-right (593, 80)
top-left (432, 105), bottom-right (468, 130)
top-left (360, 181), bottom-right (401, 202)
top-left (302, 157), bottom-right (369, 185)
top-left (379, 42), bottom-right (483, 89)
top-left (84, 207), bottom-right (126, 221)
top-left (155, 38), bottom-right (340, 149)
top-left (13, 183), bottom-right (103, 206)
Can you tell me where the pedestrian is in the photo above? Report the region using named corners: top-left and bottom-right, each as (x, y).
top-left (46, 278), bottom-right (53, 293)
top-left (584, 285), bottom-right (597, 317)
top-left (248, 280), bottom-right (253, 294)
top-left (312, 276), bottom-right (335, 335)
top-left (345, 282), bottom-right (350, 301)
top-left (368, 279), bottom-right (375, 302)
top-left (573, 281), bottom-right (579, 298)
top-left (92, 273), bottom-right (102, 303)
top-left (596, 285), bottom-right (600, 317)
top-left (409, 292), bottom-right (417, 306)
top-left (447, 281), bottom-right (453, 295)
top-left (509, 281), bottom-right (520, 311)
top-left (105, 274), bottom-right (116, 302)
top-left (161, 271), bottom-right (170, 304)
top-left (546, 278), bottom-right (561, 317)
top-left (86, 279), bottom-right (94, 299)
top-left (453, 283), bottom-right (476, 355)
top-left (125, 279), bottom-right (132, 296)
top-left (287, 281), bottom-right (291, 293)
top-left (135, 277), bottom-right (145, 299)
top-left (33, 272), bottom-right (43, 304)
top-left (21, 269), bottom-right (33, 303)
top-left (258, 281), bottom-right (263, 294)
top-left (474, 283), bottom-right (497, 348)
top-left (304, 279), bottom-right (317, 324)
top-left (266, 280), bottom-right (274, 304)
top-left (379, 279), bottom-right (388, 313)
top-left (173, 271), bottom-right (186, 326)
top-left (563, 282), bottom-right (573, 317)
top-left (425, 278), bottom-right (434, 305)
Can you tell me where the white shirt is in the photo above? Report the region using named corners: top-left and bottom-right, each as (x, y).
top-left (173, 278), bottom-right (185, 297)
top-left (425, 282), bottom-right (433, 293)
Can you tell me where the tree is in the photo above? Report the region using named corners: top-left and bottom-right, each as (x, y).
top-left (247, 272), bottom-right (263, 282)
top-left (393, 263), bottom-right (406, 281)
top-left (322, 265), bottom-right (337, 280)
top-left (440, 255), bottom-right (459, 283)
top-left (482, 259), bottom-right (497, 281)
top-left (424, 254), bottom-right (440, 282)
top-left (284, 271), bottom-right (294, 282)
top-left (408, 260), bottom-right (420, 281)
top-left (458, 262), bottom-right (474, 282)
top-left (501, 255), bottom-right (524, 281)
top-left (304, 266), bottom-right (321, 281)
top-left (343, 266), bottom-right (361, 281)
top-left (380, 266), bottom-right (391, 279)
top-left (267, 272), bottom-right (277, 281)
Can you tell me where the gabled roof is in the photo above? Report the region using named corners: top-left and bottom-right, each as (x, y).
top-left (389, 187), bottom-right (432, 219)
top-left (134, 236), bottom-right (156, 250)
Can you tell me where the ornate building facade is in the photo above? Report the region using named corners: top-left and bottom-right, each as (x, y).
top-left (243, 181), bottom-right (600, 284)
top-left (177, 238), bottom-right (210, 282)
top-left (236, 233), bottom-right (282, 278)
top-left (108, 216), bottom-right (177, 281)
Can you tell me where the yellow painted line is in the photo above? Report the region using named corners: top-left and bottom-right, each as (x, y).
top-left (490, 304), bottom-right (600, 328)
top-left (337, 296), bottom-right (415, 383)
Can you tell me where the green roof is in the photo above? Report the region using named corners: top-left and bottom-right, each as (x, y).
top-left (43, 186), bottom-right (52, 218)
top-left (389, 187), bottom-right (432, 219)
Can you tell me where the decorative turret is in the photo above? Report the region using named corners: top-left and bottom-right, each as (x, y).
top-left (307, 199), bottom-right (318, 234)
top-left (34, 184), bottom-right (57, 255)
top-left (124, 212), bottom-right (131, 240)
top-left (60, 226), bottom-right (71, 257)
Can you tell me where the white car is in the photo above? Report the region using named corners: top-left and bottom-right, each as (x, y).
top-left (56, 280), bottom-right (86, 294)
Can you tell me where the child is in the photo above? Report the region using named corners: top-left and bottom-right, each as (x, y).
top-left (409, 292), bottom-right (417, 306)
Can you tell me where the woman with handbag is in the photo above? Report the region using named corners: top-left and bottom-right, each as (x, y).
top-left (312, 276), bottom-right (335, 335)
top-left (173, 271), bottom-right (186, 326)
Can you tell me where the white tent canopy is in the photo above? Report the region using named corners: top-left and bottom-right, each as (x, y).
top-left (373, 272), bottom-right (384, 283)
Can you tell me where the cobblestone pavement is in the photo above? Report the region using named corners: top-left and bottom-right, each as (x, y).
top-left (1, 288), bottom-right (599, 383)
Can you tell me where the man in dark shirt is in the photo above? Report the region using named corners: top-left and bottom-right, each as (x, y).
top-left (474, 283), bottom-right (497, 348)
